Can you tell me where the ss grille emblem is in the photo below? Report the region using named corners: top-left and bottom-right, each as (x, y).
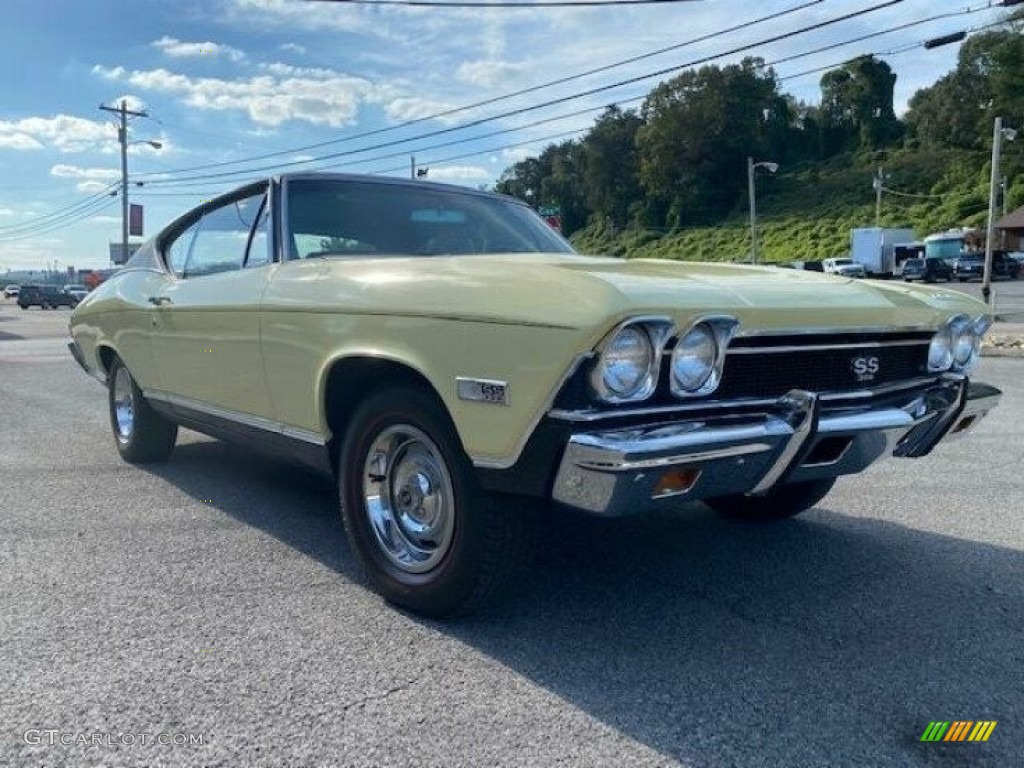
top-left (851, 355), bottom-right (880, 382)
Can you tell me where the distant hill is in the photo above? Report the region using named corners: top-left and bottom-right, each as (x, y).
top-left (570, 147), bottom-right (1007, 263)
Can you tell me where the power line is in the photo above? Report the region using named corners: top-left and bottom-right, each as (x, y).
top-left (0, 183), bottom-right (119, 234)
top-left (0, 197), bottom-right (119, 242)
top-left (132, 0), bottom-right (825, 181)
top-left (778, 14), bottom-right (1007, 82)
top-left (140, 0), bottom-right (908, 187)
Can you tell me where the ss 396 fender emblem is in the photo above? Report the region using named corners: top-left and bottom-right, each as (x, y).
top-left (456, 377), bottom-right (510, 406)
top-left (851, 355), bottom-right (880, 382)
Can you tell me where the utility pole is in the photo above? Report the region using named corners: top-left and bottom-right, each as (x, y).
top-left (410, 155), bottom-right (416, 180)
top-left (99, 100), bottom-right (148, 263)
top-left (874, 166), bottom-right (884, 227)
top-left (747, 157), bottom-right (778, 264)
top-left (1002, 175), bottom-right (1009, 248)
top-left (983, 117), bottom-right (1016, 305)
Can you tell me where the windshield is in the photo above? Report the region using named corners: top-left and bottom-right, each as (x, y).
top-left (833, 259), bottom-right (854, 266)
top-left (286, 178), bottom-right (575, 259)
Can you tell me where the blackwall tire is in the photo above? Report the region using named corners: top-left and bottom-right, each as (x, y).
top-left (706, 478), bottom-right (837, 521)
top-left (338, 386), bottom-right (535, 617)
top-left (107, 356), bottom-right (177, 463)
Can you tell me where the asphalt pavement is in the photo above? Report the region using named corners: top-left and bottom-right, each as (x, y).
top-left (1, 302), bottom-right (1022, 767)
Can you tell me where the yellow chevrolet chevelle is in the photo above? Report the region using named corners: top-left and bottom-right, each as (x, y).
top-left (69, 173), bottom-right (1001, 616)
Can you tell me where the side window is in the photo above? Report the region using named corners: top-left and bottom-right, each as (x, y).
top-left (245, 198), bottom-right (271, 269)
top-left (166, 221), bottom-right (199, 278)
top-left (182, 193), bottom-right (265, 278)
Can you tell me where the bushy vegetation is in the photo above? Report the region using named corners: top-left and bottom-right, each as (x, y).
top-left (495, 16), bottom-right (1024, 264)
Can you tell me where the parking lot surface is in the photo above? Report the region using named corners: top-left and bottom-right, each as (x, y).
top-left (1, 303), bottom-right (1021, 767)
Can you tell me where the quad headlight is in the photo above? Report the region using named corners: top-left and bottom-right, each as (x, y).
top-left (928, 314), bottom-right (990, 374)
top-left (671, 324), bottom-right (718, 394)
top-left (670, 317), bottom-right (738, 398)
top-left (589, 316), bottom-right (738, 404)
top-left (590, 322), bottom-right (662, 403)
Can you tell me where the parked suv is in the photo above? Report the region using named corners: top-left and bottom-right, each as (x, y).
top-left (17, 284), bottom-right (78, 309)
top-left (902, 257), bottom-right (952, 283)
top-left (954, 253), bottom-right (1016, 281)
top-left (3, 284), bottom-right (19, 298)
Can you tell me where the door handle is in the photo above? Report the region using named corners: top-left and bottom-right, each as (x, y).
top-left (148, 296), bottom-right (172, 306)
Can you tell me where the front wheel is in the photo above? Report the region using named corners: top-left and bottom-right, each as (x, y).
top-left (338, 386), bottom-right (534, 617)
top-left (706, 478), bottom-right (836, 521)
top-left (107, 356), bottom-right (177, 463)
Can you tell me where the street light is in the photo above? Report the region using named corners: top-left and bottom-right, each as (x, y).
top-left (100, 100), bottom-right (161, 265)
top-left (748, 157), bottom-right (778, 264)
top-left (983, 117), bottom-right (1016, 304)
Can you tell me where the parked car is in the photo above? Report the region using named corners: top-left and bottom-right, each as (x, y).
top-left (901, 257), bottom-right (953, 283)
top-left (62, 284), bottom-right (90, 302)
top-left (17, 284), bottom-right (78, 309)
top-left (3, 284), bottom-right (19, 298)
top-left (68, 173), bottom-right (1002, 616)
top-left (996, 251), bottom-right (1022, 279)
top-left (954, 253), bottom-right (1016, 281)
top-left (822, 257), bottom-right (867, 278)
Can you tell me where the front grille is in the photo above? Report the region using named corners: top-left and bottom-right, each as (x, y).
top-left (550, 331), bottom-right (937, 415)
top-left (715, 336), bottom-right (932, 399)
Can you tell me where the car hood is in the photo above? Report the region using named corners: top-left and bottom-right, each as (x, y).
top-left (300, 253), bottom-right (987, 339)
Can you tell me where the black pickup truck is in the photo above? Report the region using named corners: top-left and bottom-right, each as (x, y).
top-left (17, 284), bottom-right (78, 309)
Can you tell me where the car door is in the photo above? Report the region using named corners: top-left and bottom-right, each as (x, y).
top-left (148, 186), bottom-right (275, 420)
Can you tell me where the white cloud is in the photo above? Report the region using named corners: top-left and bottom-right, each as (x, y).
top-left (0, 207), bottom-right (15, 216)
top-left (153, 36), bottom-right (246, 62)
top-left (95, 63), bottom-right (370, 128)
top-left (0, 133), bottom-right (44, 150)
top-left (381, 96), bottom-right (454, 123)
top-left (106, 93), bottom-right (150, 113)
top-left (89, 215), bottom-right (120, 224)
top-left (457, 60), bottom-right (526, 89)
top-left (425, 165), bottom-right (491, 183)
top-left (0, 115), bottom-right (112, 153)
top-left (51, 164), bottom-right (121, 180)
top-left (77, 181), bottom-right (114, 193)
top-left (279, 43), bottom-right (306, 55)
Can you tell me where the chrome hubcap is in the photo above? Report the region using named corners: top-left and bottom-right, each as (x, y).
top-left (362, 424), bottom-right (455, 574)
top-left (113, 367), bottom-right (135, 443)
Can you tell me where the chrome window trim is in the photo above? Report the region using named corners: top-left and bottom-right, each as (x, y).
top-left (143, 389), bottom-right (326, 446)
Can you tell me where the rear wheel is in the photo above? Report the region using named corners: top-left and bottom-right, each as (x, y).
top-left (338, 386), bottom-right (535, 617)
top-left (107, 356), bottom-right (177, 463)
top-left (706, 478), bottom-right (836, 521)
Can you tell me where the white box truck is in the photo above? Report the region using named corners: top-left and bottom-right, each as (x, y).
top-left (850, 227), bottom-right (916, 277)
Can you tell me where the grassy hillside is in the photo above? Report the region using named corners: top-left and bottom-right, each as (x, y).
top-left (570, 147), bottom-right (1014, 263)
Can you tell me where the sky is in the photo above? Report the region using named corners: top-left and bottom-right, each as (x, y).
top-left (0, 0), bottom-right (1010, 272)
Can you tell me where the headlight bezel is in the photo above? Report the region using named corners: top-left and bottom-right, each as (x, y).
top-left (929, 313), bottom-right (990, 375)
top-left (670, 316), bottom-right (740, 399)
top-left (588, 318), bottom-right (671, 404)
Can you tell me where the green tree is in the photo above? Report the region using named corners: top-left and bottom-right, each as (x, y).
top-left (580, 106), bottom-right (644, 229)
top-left (819, 55), bottom-right (901, 151)
top-left (636, 58), bottom-right (783, 227)
top-left (906, 24), bottom-right (1024, 149)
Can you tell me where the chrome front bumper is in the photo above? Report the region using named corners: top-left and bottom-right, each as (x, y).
top-left (551, 379), bottom-right (1001, 516)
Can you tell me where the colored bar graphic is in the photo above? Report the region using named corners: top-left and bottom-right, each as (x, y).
top-left (944, 721), bottom-right (972, 741)
top-left (920, 722), bottom-right (949, 741)
top-left (921, 720), bottom-right (996, 742)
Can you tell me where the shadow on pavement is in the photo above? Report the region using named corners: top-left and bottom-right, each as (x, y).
top-left (146, 439), bottom-right (1022, 767)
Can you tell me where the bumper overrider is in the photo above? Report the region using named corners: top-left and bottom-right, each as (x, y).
top-left (551, 378), bottom-right (1001, 516)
